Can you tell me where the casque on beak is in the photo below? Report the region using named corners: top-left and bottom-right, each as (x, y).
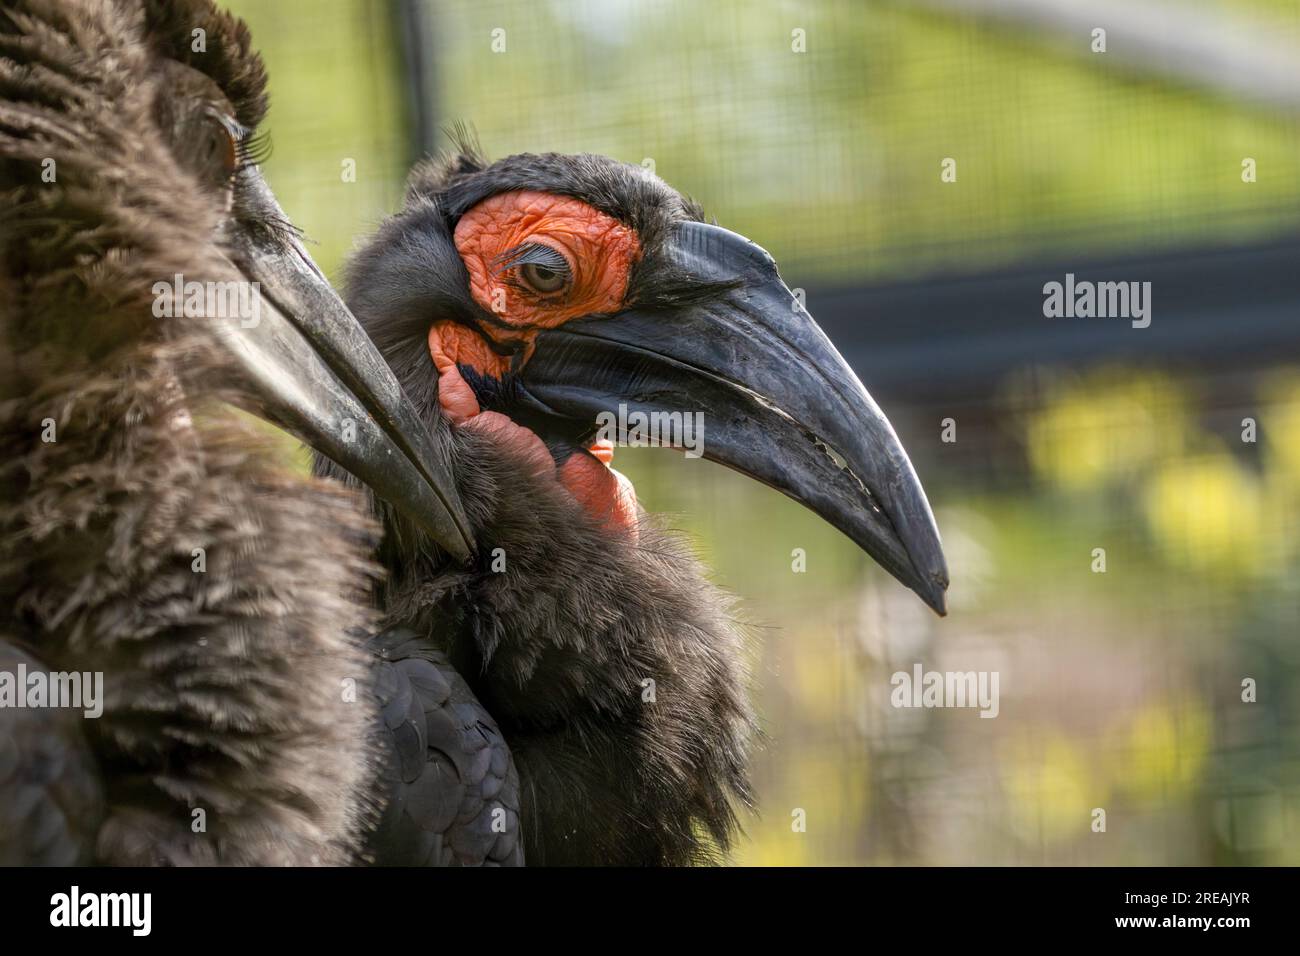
top-left (208, 170), bottom-right (474, 563)
top-left (514, 221), bottom-right (948, 614)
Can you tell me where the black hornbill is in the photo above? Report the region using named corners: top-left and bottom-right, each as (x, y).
top-left (329, 149), bottom-right (948, 865)
top-left (0, 0), bottom-right (471, 863)
top-left (0, 0), bottom-right (946, 866)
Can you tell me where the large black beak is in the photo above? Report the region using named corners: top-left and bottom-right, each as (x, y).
top-left (515, 222), bottom-right (947, 613)
top-left (205, 171), bottom-right (474, 562)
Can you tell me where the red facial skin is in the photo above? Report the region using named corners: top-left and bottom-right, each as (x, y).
top-left (430, 191), bottom-right (642, 536)
top-left (455, 190), bottom-right (639, 337)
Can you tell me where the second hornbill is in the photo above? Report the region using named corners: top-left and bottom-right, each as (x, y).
top-left (0, 0), bottom-right (476, 863)
top-left (327, 143), bottom-right (949, 865)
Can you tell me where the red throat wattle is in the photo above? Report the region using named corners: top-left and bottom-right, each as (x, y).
top-left (430, 190), bottom-right (643, 537)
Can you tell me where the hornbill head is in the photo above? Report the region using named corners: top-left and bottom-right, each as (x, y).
top-left (346, 147), bottom-right (949, 613)
top-left (0, 0), bottom-right (471, 561)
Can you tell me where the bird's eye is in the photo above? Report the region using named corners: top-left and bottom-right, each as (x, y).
top-left (494, 242), bottom-right (573, 298)
top-left (519, 262), bottom-right (568, 294)
top-left (201, 112), bottom-right (240, 184)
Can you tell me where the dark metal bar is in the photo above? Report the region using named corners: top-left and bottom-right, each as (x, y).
top-left (804, 235), bottom-right (1300, 403)
top-left (390, 0), bottom-right (440, 166)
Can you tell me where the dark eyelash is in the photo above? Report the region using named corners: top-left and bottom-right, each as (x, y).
top-left (204, 107), bottom-right (271, 174)
top-left (263, 213), bottom-right (305, 245)
top-left (491, 242), bottom-right (572, 279)
top-left (235, 127), bottom-right (273, 170)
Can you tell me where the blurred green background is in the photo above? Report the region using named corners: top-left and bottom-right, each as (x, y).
top-left (223, 0), bottom-right (1300, 865)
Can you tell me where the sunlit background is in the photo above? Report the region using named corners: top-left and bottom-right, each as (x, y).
top-left (222, 0), bottom-right (1300, 865)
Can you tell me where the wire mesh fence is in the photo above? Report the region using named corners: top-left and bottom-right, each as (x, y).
top-left (422, 0), bottom-right (1300, 281)
top-left (225, 0), bottom-right (1300, 865)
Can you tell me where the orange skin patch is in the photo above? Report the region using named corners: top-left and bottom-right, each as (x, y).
top-left (428, 325), bottom-right (639, 537)
top-left (558, 450), bottom-right (638, 535)
top-left (432, 192), bottom-right (643, 537)
top-left (427, 320), bottom-right (510, 424)
top-left (454, 190), bottom-right (640, 345)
